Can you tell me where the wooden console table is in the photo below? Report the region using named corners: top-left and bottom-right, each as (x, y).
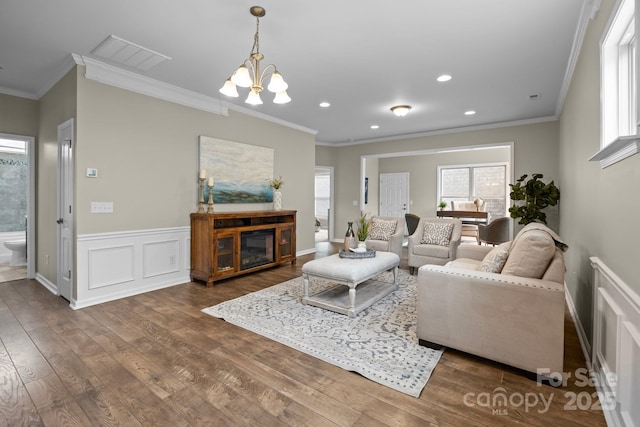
top-left (436, 210), bottom-right (488, 225)
top-left (190, 210), bottom-right (296, 287)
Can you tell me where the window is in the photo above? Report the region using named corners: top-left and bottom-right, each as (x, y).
top-left (438, 164), bottom-right (508, 221)
top-left (595, 0), bottom-right (640, 167)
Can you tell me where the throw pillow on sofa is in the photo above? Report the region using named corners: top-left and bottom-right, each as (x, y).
top-left (479, 242), bottom-right (510, 273)
top-left (368, 218), bottom-right (397, 241)
top-left (421, 222), bottom-right (454, 246)
top-left (501, 227), bottom-right (556, 279)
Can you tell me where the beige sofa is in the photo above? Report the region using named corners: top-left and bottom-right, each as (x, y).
top-left (364, 216), bottom-right (404, 257)
top-left (417, 223), bottom-right (568, 376)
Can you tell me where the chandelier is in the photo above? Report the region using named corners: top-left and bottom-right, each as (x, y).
top-left (219, 6), bottom-right (290, 105)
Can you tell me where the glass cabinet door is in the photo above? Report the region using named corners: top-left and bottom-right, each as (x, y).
top-left (215, 235), bottom-right (235, 274)
top-left (279, 228), bottom-right (292, 258)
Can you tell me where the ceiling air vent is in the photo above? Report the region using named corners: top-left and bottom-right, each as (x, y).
top-left (91, 35), bottom-right (171, 71)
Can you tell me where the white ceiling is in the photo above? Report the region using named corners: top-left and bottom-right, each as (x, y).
top-left (0, 0), bottom-right (596, 145)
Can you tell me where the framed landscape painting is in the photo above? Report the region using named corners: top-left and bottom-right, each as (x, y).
top-left (199, 136), bottom-right (274, 204)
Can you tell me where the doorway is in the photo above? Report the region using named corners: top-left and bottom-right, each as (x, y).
top-left (314, 166), bottom-right (334, 242)
top-left (0, 133), bottom-right (35, 283)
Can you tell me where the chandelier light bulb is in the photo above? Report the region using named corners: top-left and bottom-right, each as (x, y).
top-left (219, 78), bottom-right (239, 97)
top-left (231, 65), bottom-right (252, 87)
top-left (267, 71), bottom-right (288, 93)
top-left (246, 89), bottom-right (263, 105)
top-left (273, 90), bottom-right (291, 104)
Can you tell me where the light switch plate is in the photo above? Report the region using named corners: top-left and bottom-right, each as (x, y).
top-left (91, 202), bottom-right (113, 213)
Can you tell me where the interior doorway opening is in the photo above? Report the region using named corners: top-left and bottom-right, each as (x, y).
top-left (0, 133), bottom-right (35, 283)
top-left (314, 166), bottom-right (334, 242)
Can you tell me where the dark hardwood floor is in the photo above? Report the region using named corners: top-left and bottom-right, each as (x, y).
top-left (0, 242), bottom-right (607, 426)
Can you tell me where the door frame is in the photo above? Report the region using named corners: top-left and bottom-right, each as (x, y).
top-left (57, 118), bottom-right (74, 301)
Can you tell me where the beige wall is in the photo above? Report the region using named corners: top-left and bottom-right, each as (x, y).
top-left (75, 68), bottom-right (316, 251)
top-left (319, 120), bottom-right (559, 238)
top-left (0, 93), bottom-right (39, 136)
top-left (558, 0), bottom-right (640, 341)
top-left (377, 147), bottom-right (510, 218)
top-left (37, 68), bottom-right (77, 284)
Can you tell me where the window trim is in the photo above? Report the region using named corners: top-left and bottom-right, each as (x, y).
top-left (594, 0), bottom-right (640, 168)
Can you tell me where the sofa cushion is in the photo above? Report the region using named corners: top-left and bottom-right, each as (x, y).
top-left (502, 227), bottom-right (556, 279)
top-left (368, 217), bottom-right (397, 241)
top-left (479, 242), bottom-right (510, 273)
top-left (421, 222), bottom-right (454, 246)
top-left (447, 258), bottom-right (482, 270)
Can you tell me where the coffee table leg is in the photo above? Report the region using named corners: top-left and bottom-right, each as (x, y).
top-left (349, 285), bottom-right (356, 312)
top-left (302, 274), bottom-right (310, 304)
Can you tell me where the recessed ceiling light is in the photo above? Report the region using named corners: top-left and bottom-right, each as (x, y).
top-left (319, 102), bottom-right (331, 108)
top-left (464, 110), bottom-right (476, 116)
top-left (437, 74), bottom-right (452, 82)
top-left (390, 105), bottom-right (412, 117)
top-left (370, 125), bottom-right (379, 129)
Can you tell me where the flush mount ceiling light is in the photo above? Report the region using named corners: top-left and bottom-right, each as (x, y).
top-left (219, 6), bottom-right (290, 105)
top-left (390, 105), bottom-right (412, 117)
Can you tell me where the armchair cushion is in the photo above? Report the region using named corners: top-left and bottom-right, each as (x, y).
top-left (479, 242), bottom-right (510, 273)
top-left (420, 222), bottom-right (454, 246)
top-left (368, 217), bottom-right (398, 241)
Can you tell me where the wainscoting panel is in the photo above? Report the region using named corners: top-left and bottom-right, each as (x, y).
top-left (590, 257), bottom-right (640, 427)
top-left (76, 227), bottom-right (190, 309)
top-left (143, 239), bottom-right (180, 278)
top-left (88, 244), bottom-right (135, 289)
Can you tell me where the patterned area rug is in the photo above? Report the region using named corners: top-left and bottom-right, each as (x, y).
top-left (202, 269), bottom-right (442, 397)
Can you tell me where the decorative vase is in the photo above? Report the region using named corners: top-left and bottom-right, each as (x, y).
top-left (344, 222), bottom-right (356, 251)
top-left (273, 189), bottom-right (282, 210)
top-left (357, 241), bottom-right (367, 250)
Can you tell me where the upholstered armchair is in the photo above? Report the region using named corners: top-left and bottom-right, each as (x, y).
top-left (405, 213), bottom-right (420, 236)
top-left (478, 216), bottom-right (511, 246)
top-left (364, 216), bottom-right (404, 257)
top-left (408, 218), bottom-right (462, 274)
top-left (416, 223), bottom-right (568, 377)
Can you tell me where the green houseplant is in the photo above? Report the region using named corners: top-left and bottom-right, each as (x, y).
top-left (438, 201), bottom-right (448, 211)
top-left (356, 212), bottom-right (370, 242)
top-left (508, 173), bottom-right (560, 225)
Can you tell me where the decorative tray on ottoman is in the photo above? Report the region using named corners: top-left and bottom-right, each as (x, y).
top-left (338, 248), bottom-right (376, 259)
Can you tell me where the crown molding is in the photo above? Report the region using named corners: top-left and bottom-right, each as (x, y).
top-left (316, 116), bottom-right (558, 147)
top-left (75, 55), bottom-right (228, 116)
top-left (555, 0), bottom-right (602, 117)
top-left (221, 101), bottom-right (318, 136)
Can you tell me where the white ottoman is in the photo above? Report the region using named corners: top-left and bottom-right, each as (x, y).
top-left (301, 251), bottom-right (400, 317)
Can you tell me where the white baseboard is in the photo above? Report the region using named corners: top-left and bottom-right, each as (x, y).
top-left (565, 285), bottom-right (592, 369)
top-left (590, 257), bottom-right (640, 427)
top-left (35, 273), bottom-right (58, 295)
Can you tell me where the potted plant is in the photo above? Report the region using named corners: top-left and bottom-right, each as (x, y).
top-left (356, 212), bottom-right (370, 249)
top-left (438, 201), bottom-right (448, 211)
top-left (508, 173), bottom-right (560, 225)
top-left (267, 176), bottom-right (284, 210)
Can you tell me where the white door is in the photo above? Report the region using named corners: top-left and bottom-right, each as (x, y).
top-left (57, 119), bottom-right (74, 301)
top-left (379, 172), bottom-right (409, 218)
